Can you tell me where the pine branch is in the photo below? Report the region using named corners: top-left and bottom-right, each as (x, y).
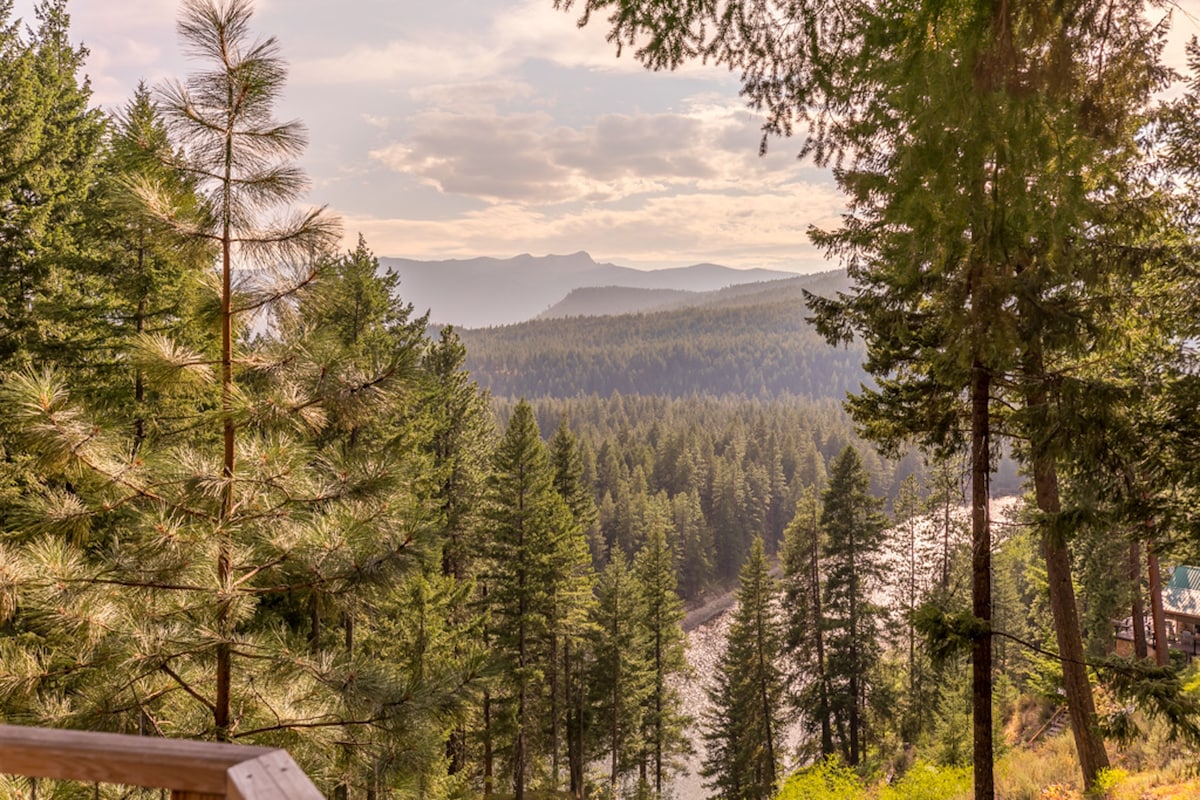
top-left (159, 662), bottom-right (216, 714)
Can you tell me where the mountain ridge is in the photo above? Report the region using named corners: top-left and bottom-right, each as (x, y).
top-left (537, 269), bottom-right (853, 320)
top-left (378, 251), bottom-right (807, 328)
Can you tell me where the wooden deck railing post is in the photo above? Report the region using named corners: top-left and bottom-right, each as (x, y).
top-left (0, 725), bottom-right (324, 799)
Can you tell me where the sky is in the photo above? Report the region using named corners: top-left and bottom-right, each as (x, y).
top-left (11, 0), bottom-right (1200, 273)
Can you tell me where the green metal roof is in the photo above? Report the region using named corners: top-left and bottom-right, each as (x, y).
top-left (1164, 565), bottom-right (1200, 619)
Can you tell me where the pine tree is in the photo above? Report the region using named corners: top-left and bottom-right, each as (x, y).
top-left (820, 446), bottom-right (887, 765)
top-left (780, 485), bottom-right (832, 759)
top-left (891, 474), bottom-right (940, 745)
top-left (632, 511), bottom-right (692, 798)
top-left (414, 323), bottom-right (495, 782)
top-left (0, 0), bottom-right (104, 369)
top-left (589, 549), bottom-right (650, 797)
top-left (483, 400), bottom-right (576, 799)
top-left (139, 0), bottom-right (340, 741)
top-left (549, 417), bottom-right (599, 796)
top-left (79, 82), bottom-right (212, 436)
top-left (702, 537), bottom-right (785, 800)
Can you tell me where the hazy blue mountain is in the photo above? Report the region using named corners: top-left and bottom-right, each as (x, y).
top-left (378, 251), bottom-right (799, 327)
top-left (536, 286), bottom-right (697, 319)
top-left (537, 269), bottom-right (854, 319)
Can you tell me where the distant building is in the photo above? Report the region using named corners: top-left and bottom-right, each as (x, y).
top-left (1115, 564), bottom-right (1200, 661)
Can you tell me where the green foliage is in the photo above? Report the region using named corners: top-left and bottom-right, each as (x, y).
top-left (1095, 658), bottom-right (1200, 745)
top-left (0, 0), bottom-right (104, 369)
top-left (912, 603), bottom-right (985, 669)
top-left (703, 538), bottom-right (787, 800)
top-left (1089, 767), bottom-right (1127, 798)
top-left (484, 400), bottom-right (591, 796)
top-left (878, 761), bottom-right (971, 800)
top-left (819, 446), bottom-right (888, 765)
top-left (503, 393), bottom-right (917, 595)
top-left (781, 485), bottom-right (833, 760)
top-left (774, 758), bottom-right (865, 800)
top-left (632, 519), bottom-right (692, 797)
top-left (588, 549), bottom-right (651, 794)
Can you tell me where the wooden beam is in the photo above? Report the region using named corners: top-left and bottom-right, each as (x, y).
top-left (0, 725), bottom-right (322, 799)
top-left (227, 750), bottom-right (323, 800)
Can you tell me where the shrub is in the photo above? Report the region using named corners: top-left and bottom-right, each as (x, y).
top-left (775, 758), bottom-right (867, 800)
top-left (879, 761), bottom-right (972, 800)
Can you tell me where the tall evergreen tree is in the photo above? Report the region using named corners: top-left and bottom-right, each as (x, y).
top-left (702, 537), bottom-right (785, 800)
top-left (589, 549), bottom-right (650, 797)
top-left (416, 323), bottom-right (495, 781)
top-left (820, 446), bottom-right (887, 765)
top-left (483, 400), bottom-right (576, 800)
top-left (549, 417), bottom-right (598, 797)
top-left (891, 474), bottom-right (940, 745)
top-left (80, 82), bottom-right (212, 435)
top-left (0, 0), bottom-right (103, 369)
top-left (632, 512), bottom-right (692, 798)
top-left (781, 485), bottom-right (832, 759)
top-left (140, 0), bottom-right (339, 741)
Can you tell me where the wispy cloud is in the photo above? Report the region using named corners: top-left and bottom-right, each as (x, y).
top-left (340, 181), bottom-right (843, 272)
top-left (291, 0), bottom-right (724, 88)
top-left (368, 99), bottom-right (819, 206)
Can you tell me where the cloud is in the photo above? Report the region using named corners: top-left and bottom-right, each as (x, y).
top-left (408, 80), bottom-right (536, 109)
top-left (339, 182), bottom-right (843, 272)
top-left (369, 99), bottom-right (817, 205)
top-left (291, 0), bottom-right (725, 88)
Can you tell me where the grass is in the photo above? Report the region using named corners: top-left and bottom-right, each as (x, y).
top-left (772, 712), bottom-right (1200, 800)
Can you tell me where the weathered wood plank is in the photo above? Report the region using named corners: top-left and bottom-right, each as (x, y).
top-left (226, 751), bottom-right (322, 800)
top-left (0, 725), bottom-right (274, 795)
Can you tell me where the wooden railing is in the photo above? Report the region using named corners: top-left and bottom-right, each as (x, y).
top-left (0, 724), bottom-right (324, 799)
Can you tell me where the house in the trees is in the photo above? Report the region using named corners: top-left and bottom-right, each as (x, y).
top-left (1116, 564), bottom-right (1200, 661)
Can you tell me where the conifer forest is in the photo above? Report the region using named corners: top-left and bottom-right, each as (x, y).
top-left (6, 0), bottom-right (1200, 799)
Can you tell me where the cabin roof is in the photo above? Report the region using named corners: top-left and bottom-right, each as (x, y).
top-left (1164, 565), bottom-right (1200, 620)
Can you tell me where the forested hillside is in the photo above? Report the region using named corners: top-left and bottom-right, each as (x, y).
top-left (499, 394), bottom-right (908, 590)
top-left (461, 276), bottom-right (866, 400)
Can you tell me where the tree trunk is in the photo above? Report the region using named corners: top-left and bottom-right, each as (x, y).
top-left (755, 603), bottom-right (776, 785)
top-left (550, 631), bottom-right (560, 789)
top-left (483, 689), bottom-right (494, 797)
top-left (1148, 548), bottom-right (1168, 667)
top-left (810, 503), bottom-right (832, 756)
top-left (970, 361), bottom-right (993, 800)
top-left (942, 481), bottom-right (952, 591)
top-left (1024, 347), bottom-right (1110, 790)
top-left (1130, 541), bottom-right (1148, 660)
top-left (133, 250), bottom-right (145, 448)
top-left (654, 625), bottom-right (664, 799)
top-left (215, 129), bottom-right (235, 743)
top-left (610, 625), bottom-right (620, 797)
top-left (1032, 453), bottom-right (1110, 788)
top-left (847, 533), bottom-right (860, 766)
top-left (565, 638), bottom-right (584, 799)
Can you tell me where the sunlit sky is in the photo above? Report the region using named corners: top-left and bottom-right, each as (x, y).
top-left (11, 0), bottom-right (1200, 271)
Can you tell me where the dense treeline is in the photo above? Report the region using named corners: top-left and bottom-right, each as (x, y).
top-left (460, 295), bottom-right (868, 400)
top-left (500, 394), bottom-right (900, 591)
